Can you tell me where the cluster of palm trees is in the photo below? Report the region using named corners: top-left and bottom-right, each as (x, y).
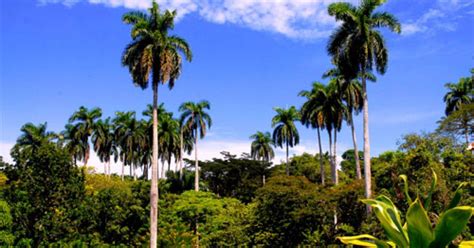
top-left (250, 0), bottom-right (401, 205)
top-left (16, 103), bottom-right (212, 183)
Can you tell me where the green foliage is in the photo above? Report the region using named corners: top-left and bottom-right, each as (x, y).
top-left (250, 176), bottom-right (366, 247)
top-left (198, 152), bottom-right (270, 203)
top-left (338, 172), bottom-right (473, 247)
top-left (0, 200), bottom-right (15, 246)
top-left (5, 141), bottom-right (85, 246)
top-left (158, 191), bottom-right (249, 247)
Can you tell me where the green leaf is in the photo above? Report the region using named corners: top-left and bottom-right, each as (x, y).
top-left (407, 199), bottom-right (433, 248)
top-left (337, 234), bottom-right (391, 248)
top-left (429, 206), bottom-right (473, 248)
top-left (423, 170), bottom-right (437, 211)
top-left (446, 182), bottom-right (467, 210)
top-left (362, 196), bottom-right (409, 247)
top-left (399, 175), bottom-right (413, 205)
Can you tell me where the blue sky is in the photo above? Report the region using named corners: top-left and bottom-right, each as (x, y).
top-left (1, 0), bottom-right (473, 165)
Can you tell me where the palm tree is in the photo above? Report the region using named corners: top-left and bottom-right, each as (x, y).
top-left (61, 124), bottom-right (84, 166)
top-left (324, 82), bottom-right (346, 185)
top-left (113, 111), bottom-right (145, 180)
top-left (327, 0), bottom-right (401, 199)
top-left (158, 114), bottom-right (180, 178)
top-left (271, 106), bottom-right (300, 176)
top-left (13, 122), bottom-right (56, 160)
top-left (299, 82), bottom-right (327, 185)
top-left (250, 131), bottom-right (274, 185)
top-left (92, 117), bottom-right (117, 177)
top-left (122, 2), bottom-right (192, 245)
top-left (179, 100), bottom-right (212, 191)
top-left (178, 123), bottom-right (193, 180)
top-left (323, 67), bottom-right (373, 180)
top-left (443, 76), bottom-right (473, 116)
top-left (68, 106), bottom-right (102, 167)
top-left (250, 131), bottom-right (275, 162)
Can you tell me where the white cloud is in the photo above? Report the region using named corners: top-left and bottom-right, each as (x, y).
top-left (36, 0), bottom-right (360, 40)
top-left (401, 0), bottom-right (473, 36)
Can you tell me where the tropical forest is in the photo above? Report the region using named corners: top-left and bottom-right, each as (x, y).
top-left (0, 0), bottom-right (473, 247)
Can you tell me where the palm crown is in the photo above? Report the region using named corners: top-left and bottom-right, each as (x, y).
top-left (250, 131), bottom-right (275, 162)
top-left (443, 76), bottom-right (473, 116)
top-left (327, 0), bottom-right (401, 75)
top-left (122, 1), bottom-right (192, 89)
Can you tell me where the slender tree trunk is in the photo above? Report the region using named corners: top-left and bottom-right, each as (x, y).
top-left (333, 129), bottom-right (338, 185)
top-left (149, 84), bottom-right (159, 248)
top-left (179, 130), bottom-right (184, 180)
top-left (133, 165), bottom-right (137, 181)
top-left (167, 160), bottom-right (171, 176)
top-left (350, 112), bottom-right (362, 180)
top-left (317, 127), bottom-right (325, 185)
top-left (130, 162), bottom-right (133, 177)
top-left (286, 142), bottom-right (289, 176)
top-left (121, 160), bottom-right (125, 181)
top-left (143, 164), bottom-right (148, 180)
top-left (362, 72), bottom-right (372, 211)
top-left (161, 161), bottom-right (165, 179)
top-left (465, 118), bottom-right (470, 145)
top-left (84, 147), bottom-right (89, 167)
top-left (328, 129), bottom-right (333, 184)
top-left (104, 162), bottom-right (107, 176)
top-left (194, 128), bottom-right (199, 191)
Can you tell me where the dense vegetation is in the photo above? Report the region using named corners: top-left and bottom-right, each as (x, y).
top-left (1, 0), bottom-right (473, 247)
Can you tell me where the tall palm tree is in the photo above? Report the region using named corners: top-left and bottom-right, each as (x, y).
top-left (327, 0), bottom-right (401, 199)
top-left (178, 123), bottom-right (193, 180)
top-left (324, 82), bottom-right (346, 185)
top-left (250, 131), bottom-right (274, 185)
top-left (299, 82), bottom-right (327, 185)
top-left (158, 114), bottom-right (180, 178)
top-left (323, 67), bottom-right (373, 180)
top-left (92, 117), bottom-right (117, 177)
top-left (122, 2), bottom-right (192, 245)
top-left (68, 106), bottom-right (102, 167)
top-left (179, 100), bottom-right (212, 191)
top-left (443, 76), bottom-right (473, 116)
top-left (61, 124), bottom-right (84, 166)
top-left (271, 106), bottom-right (300, 176)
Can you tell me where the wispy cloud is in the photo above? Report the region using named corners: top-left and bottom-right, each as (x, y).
top-left (36, 0), bottom-right (360, 40)
top-left (401, 0), bottom-right (473, 36)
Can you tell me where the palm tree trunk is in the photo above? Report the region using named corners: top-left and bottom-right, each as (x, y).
top-left (121, 160), bottom-right (125, 181)
top-left (362, 73), bottom-right (372, 211)
top-left (333, 129), bottom-right (338, 185)
top-left (179, 130), bottom-right (184, 181)
top-left (84, 147), bottom-right (89, 167)
top-left (194, 128), bottom-right (199, 191)
top-left (286, 141), bottom-right (289, 176)
top-left (161, 161), bottom-right (165, 179)
top-left (317, 127), bottom-right (325, 186)
top-left (149, 84), bottom-right (159, 248)
top-left (108, 160), bottom-right (111, 177)
top-left (134, 165), bottom-right (137, 180)
top-left (328, 129), bottom-right (333, 183)
top-left (350, 112), bottom-right (362, 180)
